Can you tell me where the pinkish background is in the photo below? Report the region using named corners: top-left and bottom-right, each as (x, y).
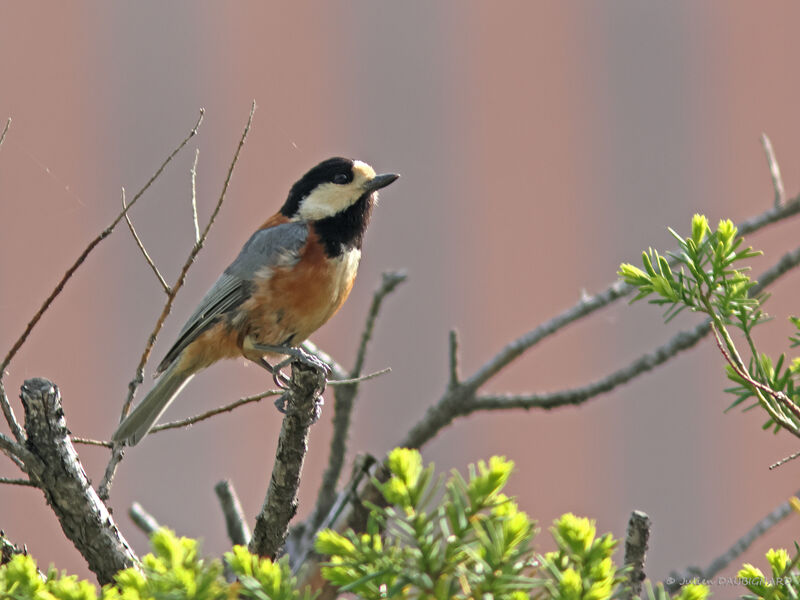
top-left (2, 2), bottom-right (800, 591)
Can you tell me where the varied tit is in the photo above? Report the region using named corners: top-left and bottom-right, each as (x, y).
top-left (112, 157), bottom-right (399, 446)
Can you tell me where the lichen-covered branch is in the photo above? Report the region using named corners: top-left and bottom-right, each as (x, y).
top-left (622, 511), bottom-right (651, 600)
top-left (19, 378), bottom-right (138, 584)
top-left (249, 362), bottom-right (326, 558)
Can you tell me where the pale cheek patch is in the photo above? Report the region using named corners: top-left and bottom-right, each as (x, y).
top-left (297, 182), bottom-right (359, 220)
top-left (296, 160), bottom-right (377, 221)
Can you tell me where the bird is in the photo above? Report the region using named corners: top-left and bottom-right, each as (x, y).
top-left (112, 157), bottom-right (399, 446)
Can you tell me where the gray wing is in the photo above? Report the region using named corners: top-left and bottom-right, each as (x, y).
top-left (156, 221), bottom-right (308, 373)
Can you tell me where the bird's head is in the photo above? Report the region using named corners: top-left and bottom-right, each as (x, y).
top-left (281, 157), bottom-right (399, 221)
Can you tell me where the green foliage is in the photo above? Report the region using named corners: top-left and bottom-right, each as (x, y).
top-left (315, 448), bottom-right (706, 600)
top-left (638, 581), bottom-right (710, 600)
top-left (618, 214), bottom-right (762, 326)
top-left (0, 553), bottom-right (98, 600)
top-left (737, 545), bottom-right (800, 600)
top-left (109, 529), bottom-right (228, 599)
top-left (7, 450), bottom-right (794, 600)
top-left (619, 214), bottom-right (800, 437)
top-left (316, 448), bottom-right (535, 599)
top-left (0, 529), bottom-right (311, 600)
top-left (534, 513), bottom-right (623, 600)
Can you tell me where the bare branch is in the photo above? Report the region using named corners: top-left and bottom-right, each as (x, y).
top-left (191, 148), bottom-right (200, 243)
top-left (19, 378), bottom-right (138, 583)
top-left (0, 428), bottom-right (34, 468)
top-left (307, 271), bottom-right (405, 534)
top-left (448, 329), bottom-right (460, 389)
top-left (121, 102), bottom-right (256, 421)
top-left (400, 239), bottom-right (800, 450)
top-left (0, 110), bottom-right (204, 379)
top-left (352, 271), bottom-right (406, 375)
top-left (770, 449), bottom-right (800, 470)
top-left (0, 477), bottom-right (35, 487)
top-left (738, 193), bottom-right (800, 235)
top-left (326, 367), bottom-right (391, 386)
top-left (249, 362), bottom-right (326, 558)
top-left (97, 445), bottom-right (125, 502)
top-left (462, 195), bottom-right (800, 393)
top-left (466, 281), bottom-right (633, 391)
top-left (0, 118), bottom-right (10, 150)
top-left (102, 103), bottom-right (256, 499)
top-left (215, 480), bottom-right (251, 546)
top-left (149, 389), bottom-right (282, 434)
top-left (666, 491), bottom-right (800, 593)
top-left (0, 379), bottom-right (24, 447)
top-left (122, 187), bottom-right (171, 295)
top-left (129, 501), bottom-right (161, 537)
top-left (72, 436), bottom-right (113, 448)
top-left (761, 133), bottom-right (786, 208)
top-left (74, 389), bottom-right (281, 450)
top-left (622, 511), bottom-right (651, 600)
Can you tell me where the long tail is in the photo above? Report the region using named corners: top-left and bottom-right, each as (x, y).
top-left (112, 363), bottom-right (194, 446)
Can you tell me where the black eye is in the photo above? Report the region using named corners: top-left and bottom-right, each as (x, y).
top-left (332, 173), bottom-right (350, 185)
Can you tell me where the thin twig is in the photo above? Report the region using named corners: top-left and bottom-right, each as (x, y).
top-left (622, 511), bottom-right (651, 600)
top-left (129, 501), bottom-right (161, 536)
top-left (0, 110), bottom-right (204, 379)
top-left (74, 390), bottom-right (281, 445)
top-left (307, 271), bottom-right (406, 534)
top-left (770, 449), bottom-right (800, 470)
top-left (102, 103), bottom-right (255, 500)
top-left (191, 148), bottom-right (200, 243)
top-left (326, 367), bottom-right (391, 386)
top-left (0, 118), bottom-right (10, 150)
top-left (0, 430), bottom-right (33, 468)
top-left (150, 389), bottom-right (282, 433)
top-left (72, 437), bottom-right (113, 448)
top-left (666, 491), bottom-right (800, 593)
top-left (0, 379), bottom-right (24, 446)
top-left (97, 446), bottom-right (124, 501)
top-left (121, 101), bottom-right (256, 421)
top-left (122, 187), bottom-right (171, 294)
top-left (215, 480), bottom-right (251, 546)
top-left (761, 133), bottom-right (786, 208)
top-left (351, 271), bottom-right (406, 376)
top-left (0, 477), bottom-right (35, 487)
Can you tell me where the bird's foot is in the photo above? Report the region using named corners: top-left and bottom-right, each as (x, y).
top-left (252, 344), bottom-right (331, 389)
top-left (274, 392), bottom-right (324, 423)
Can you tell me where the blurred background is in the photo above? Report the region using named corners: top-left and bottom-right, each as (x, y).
top-left (2, 1), bottom-right (800, 590)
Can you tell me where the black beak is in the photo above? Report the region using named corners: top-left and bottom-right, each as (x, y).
top-left (364, 173), bottom-right (400, 193)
